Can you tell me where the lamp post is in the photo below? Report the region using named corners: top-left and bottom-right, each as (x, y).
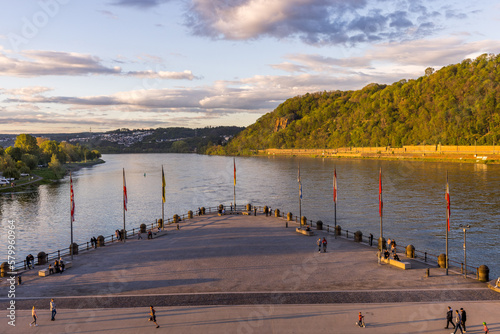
top-left (459, 224), bottom-right (470, 278)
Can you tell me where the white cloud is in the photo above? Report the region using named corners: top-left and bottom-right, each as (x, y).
top-left (0, 49), bottom-right (199, 80)
top-left (185, 0), bottom-right (465, 45)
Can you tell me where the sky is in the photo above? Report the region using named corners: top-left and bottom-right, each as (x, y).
top-left (0, 0), bottom-right (499, 134)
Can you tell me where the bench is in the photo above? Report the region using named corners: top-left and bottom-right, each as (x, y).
top-left (296, 227), bottom-right (314, 236)
top-left (381, 257), bottom-right (411, 269)
top-left (242, 211), bottom-right (250, 215)
top-left (39, 261), bottom-right (72, 277)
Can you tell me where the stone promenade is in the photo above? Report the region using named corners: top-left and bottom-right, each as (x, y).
top-left (1, 213), bottom-right (498, 333)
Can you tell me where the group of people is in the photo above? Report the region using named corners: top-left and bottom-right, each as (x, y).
top-left (29, 299), bottom-right (57, 327)
top-left (115, 229), bottom-right (124, 241)
top-left (444, 306), bottom-right (489, 334)
top-left (383, 238), bottom-right (399, 261)
top-left (25, 254), bottom-right (35, 269)
top-left (48, 258), bottom-right (65, 275)
top-left (316, 237), bottom-right (327, 253)
top-left (89, 236), bottom-right (98, 248)
top-left (29, 302), bottom-right (159, 329)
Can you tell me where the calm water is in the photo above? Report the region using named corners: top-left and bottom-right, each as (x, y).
top-left (1, 154), bottom-right (499, 279)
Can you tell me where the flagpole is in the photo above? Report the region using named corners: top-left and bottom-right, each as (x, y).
top-left (233, 157), bottom-right (236, 211)
top-left (162, 165), bottom-right (165, 231)
top-left (70, 172), bottom-right (74, 260)
top-left (379, 168), bottom-right (383, 253)
top-left (123, 168), bottom-right (126, 243)
top-left (333, 168), bottom-right (337, 239)
top-left (298, 164), bottom-right (302, 221)
top-left (446, 171), bottom-right (449, 275)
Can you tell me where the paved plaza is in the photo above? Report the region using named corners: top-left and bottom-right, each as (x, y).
top-left (1, 213), bottom-right (499, 333)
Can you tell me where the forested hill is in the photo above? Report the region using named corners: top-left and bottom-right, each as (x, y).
top-left (213, 54), bottom-right (500, 155)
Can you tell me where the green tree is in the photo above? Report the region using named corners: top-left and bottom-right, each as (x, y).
top-left (21, 154), bottom-right (38, 171)
top-left (48, 154), bottom-right (65, 179)
top-left (5, 146), bottom-right (22, 161)
top-left (14, 134), bottom-right (39, 155)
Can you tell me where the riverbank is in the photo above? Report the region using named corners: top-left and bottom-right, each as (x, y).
top-left (0, 159), bottom-right (104, 194)
top-left (258, 147), bottom-right (500, 164)
top-left (1, 213), bottom-right (498, 333)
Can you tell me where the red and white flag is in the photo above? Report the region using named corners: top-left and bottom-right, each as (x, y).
top-left (446, 174), bottom-right (451, 231)
top-left (123, 168), bottom-right (128, 211)
top-left (333, 168), bottom-right (337, 203)
top-left (379, 168), bottom-right (383, 217)
top-left (70, 173), bottom-right (75, 222)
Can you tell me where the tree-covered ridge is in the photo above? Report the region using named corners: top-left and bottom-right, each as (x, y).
top-left (217, 54), bottom-right (500, 154)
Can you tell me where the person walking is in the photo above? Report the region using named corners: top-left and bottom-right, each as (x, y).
top-left (29, 306), bottom-right (38, 327)
top-left (460, 308), bottom-right (467, 332)
top-left (317, 238), bottom-right (322, 253)
top-left (50, 299), bottom-right (57, 321)
top-left (148, 305), bottom-right (160, 328)
top-left (322, 237), bottom-right (327, 253)
top-left (356, 312), bottom-right (365, 327)
top-left (483, 322), bottom-right (489, 333)
top-left (452, 309), bottom-right (463, 334)
top-left (445, 306), bottom-right (455, 329)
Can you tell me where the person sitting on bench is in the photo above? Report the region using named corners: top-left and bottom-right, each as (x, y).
top-left (393, 253), bottom-right (400, 261)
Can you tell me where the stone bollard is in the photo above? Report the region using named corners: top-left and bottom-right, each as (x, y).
top-left (300, 216), bottom-right (307, 226)
top-left (354, 231), bottom-right (363, 242)
top-left (335, 225), bottom-right (341, 236)
top-left (188, 211), bottom-right (193, 219)
top-left (69, 243), bottom-right (79, 256)
top-left (97, 235), bottom-right (105, 247)
top-left (173, 214), bottom-right (179, 224)
top-left (246, 204), bottom-right (252, 211)
top-left (275, 209), bottom-right (280, 217)
top-left (378, 237), bottom-right (386, 251)
top-left (478, 265), bottom-right (489, 282)
top-left (263, 206), bottom-right (269, 216)
top-left (140, 224), bottom-right (147, 233)
top-left (406, 245), bottom-right (415, 258)
top-left (37, 251), bottom-right (47, 265)
top-left (287, 212), bottom-right (293, 221)
top-left (157, 219), bottom-right (163, 229)
top-left (201, 207), bottom-right (206, 215)
top-left (425, 268), bottom-right (430, 277)
top-left (438, 254), bottom-right (447, 268)
top-left (0, 262), bottom-right (9, 277)
top-left (316, 220), bottom-right (323, 230)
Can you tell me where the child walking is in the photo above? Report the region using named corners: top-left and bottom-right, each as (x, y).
top-left (29, 306), bottom-right (38, 327)
top-left (148, 305), bottom-right (160, 328)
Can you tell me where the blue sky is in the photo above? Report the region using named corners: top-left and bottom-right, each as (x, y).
top-left (0, 0), bottom-right (499, 134)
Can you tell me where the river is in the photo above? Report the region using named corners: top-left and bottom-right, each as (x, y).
top-left (1, 154), bottom-right (499, 279)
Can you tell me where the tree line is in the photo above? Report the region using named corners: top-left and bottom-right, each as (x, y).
top-left (209, 53), bottom-right (500, 155)
top-left (0, 134), bottom-right (101, 179)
